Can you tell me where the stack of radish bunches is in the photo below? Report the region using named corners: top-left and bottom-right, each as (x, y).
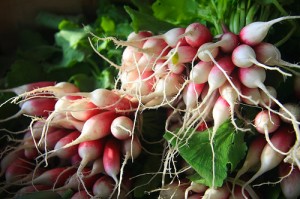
top-left (1, 16), bottom-right (300, 199)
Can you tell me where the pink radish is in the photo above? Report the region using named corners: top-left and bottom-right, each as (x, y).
top-left (254, 110), bottom-right (281, 134)
top-left (239, 16), bottom-right (300, 46)
top-left (279, 162), bottom-right (300, 199)
top-left (0, 81), bottom-right (55, 95)
top-left (31, 167), bottom-right (76, 187)
top-left (232, 136), bottom-right (267, 191)
top-left (168, 62), bottom-right (186, 75)
top-left (77, 138), bottom-right (106, 176)
top-left (238, 65), bottom-right (300, 139)
top-left (254, 42), bottom-right (300, 70)
top-left (241, 126), bottom-right (295, 198)
top-left (15, 185), bottom-right (52, 196)
top-left (92, 175), bottom-right (115, 198)
top-left (189, 61), bottom-right (213, 84)
top-left (121, 46), bottom-right (143, 69)
top-left (111, 116), bottom-right (134, 140)
top-left (203, 185), bottom-right (230, 199)
top-left (199, 56), bottom-right (235, 112)
top-left (210, 96), bottom-right (231, 187)
top-left (142, 38), bottom-right (169, 57)
top-left (70, 88), bottom-right (137, 112)
top-left (184, 181), bottom-right (207, 198)
top-left (5, 158), bottom-right (34, 183)
top-left (183, 82), bottom-right (205, 109)
top-left (197, 42), bottom-right (220, 62)
top-left (184, 22), bottom-right (213, 48)
top-left (0, 150), bottom-right (25, 177)
top-left (85, 158), bottom-right (104, 178)
top-left (259, 86), bottom-right (277, 108)
top-left (59, 111), bottom-right (117, 149)
top-left (54, 168), bottom-right (99, 192)
top-left (127, 31), bottom-right (153, 48)
top-left (167, 46), bottom-right (197, 65)
top-left (279, 103), bottom-right (300, 124)
top-left (0, 98), bottom-right (56, 123)
top-left (121, 135), bottom-right (142, 160)
top-left (53, 130), bottom-right (81, 159)
top-left (232, 44), bottom-right (291, 76)
top-left (71, 190), bottom-right (90, 199)
top-left (103, 137), bottom-right (121, 197)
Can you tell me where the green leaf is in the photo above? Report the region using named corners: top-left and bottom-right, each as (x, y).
top-left (54, 28), bottom-right (89, 67)
top-left (124, 6), bottom-right (175, 33)
top-left (101, 16), bottom-right (115, 33)
top-left (152, 0), bottom-right (198, 24)
top-left (164, 120), bottom-right (247, 187)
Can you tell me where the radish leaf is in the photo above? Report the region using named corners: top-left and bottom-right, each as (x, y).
top-left (164, 120), bottom-right (247, 187)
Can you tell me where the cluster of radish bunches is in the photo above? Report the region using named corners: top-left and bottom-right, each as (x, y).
top-left (1, 15), bottom-right (300, 199)
top-left (0, 81), bottom-right (142, 198)
top-left (110, 15), bottom-right (300, 198)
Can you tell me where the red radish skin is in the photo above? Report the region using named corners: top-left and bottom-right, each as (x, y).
top-left (15, 185), bottom-right (52, 196)
top-left (241, 126), bottom-right (296, 198)
top-left (0, 150), bottom-right (25, 177)
top-left (77, 139), bottom-right (106, 176)
top-left (239, 16), bottom-right (300, 46)
top-left (93, 175), bottom-right (115, 198)
top-left (69, 101), bottom-right (101, 121)
top-left (232, 136), bottom-right (267, 192)
top-left (5, 158), bottom-right (34, 183)
top-left (184, 22), bottom-right (213, 48)
top-left (31, 167), bottom-right (76, 187)
top-left (279, 162), bottom-right (300, 199)
top-left (59, 111), bottom-right (117, 149)
top-left (71, 190), bottom-right (90, 199)
top-left (53, 131), bottom-right (81, 159)
top-left (103, 138), bottom-right (121, 197)
top-left (0, 81), bottom-right (55, 95)
top-left (0, 98), bottom-right (56, 123)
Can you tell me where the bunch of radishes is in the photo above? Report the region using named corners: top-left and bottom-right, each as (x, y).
top-left (0, 81), bottom-right (142, 198)
top-left (1, 15), bottom-right (300, 199)
top-left (112, 15), bottom-right (300, 198)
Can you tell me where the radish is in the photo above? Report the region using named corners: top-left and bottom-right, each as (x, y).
top-left (232, 44), bottom-right (291, 76)
top-left (259, 86), bottom-right (277, 108)
top-left (239, 16), bottom-right (300, 46)
top-left (189, 61), bottom-right (213, 84)
top-left (77, 139), bottom-right (106, 176)
top-left (184, 22), bottom-right (213, 48)
top-left (5, 158), bottom-right (34, 183)
top-left (232, 136), bottom-right (267, 192)
top-left (241, 126), bottom-right (295, 198)
top-left (121, 46), bottom-right (143, 69)
top-left (202, 185), bottom-right (230, 199)
top-left (111, 116), bottom-right (134, 140)
top-left (167, 46), bottom-right (197, 65)
top-left (0, 98), bottom-right (56, 123)
top-left (69, 100), bottom-right (101, 122)
top-left (12, 82), bottom-right (80, 103)
top-left (0, 150), bottom-right (25, 177)
top-left (184, 181), bottom-right (207, 198)
top-left (53, 130), bottom-right (81, 159)
top-left (92, 175), bottom-right (115, 198)
top-left (183, 82), bottom-right (205, 109)
top-left (238, 65), bottom-right (300, 142)
top-left (15, 185), bottom-right (52, 197)
top-left (31, 167), bottom-right (76, 187)
top-left (85, 158), bottom-right (104, 178)
top-left (71, 190), bottom-right (90, 199)
top-left (210, 96), bottom-right (231, 187)
top-left (0, 81), bottom-right (55, 95)
top-left (103, 137), bottom-right (121, 197)
top-left (168, 62), bottom-right (186, 75)
top-left (254, 42), bottom-right (300, 70)
top-left (279, 162), bottom-right (300, 199)
top-left (198, 56), bottom-right (235, 113)
top-left (142, 38), bottom-right (169, 58)
top-left (69, 88), bottom-right (137, 112)
top-left (197, 42), bottom-right (220, 62)
top-left (59, 111), bottom-right (117, 149)
top-left (279, 103), bottom-right (300, 124)
top-left (254, 110), bottom-right (281, 135)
